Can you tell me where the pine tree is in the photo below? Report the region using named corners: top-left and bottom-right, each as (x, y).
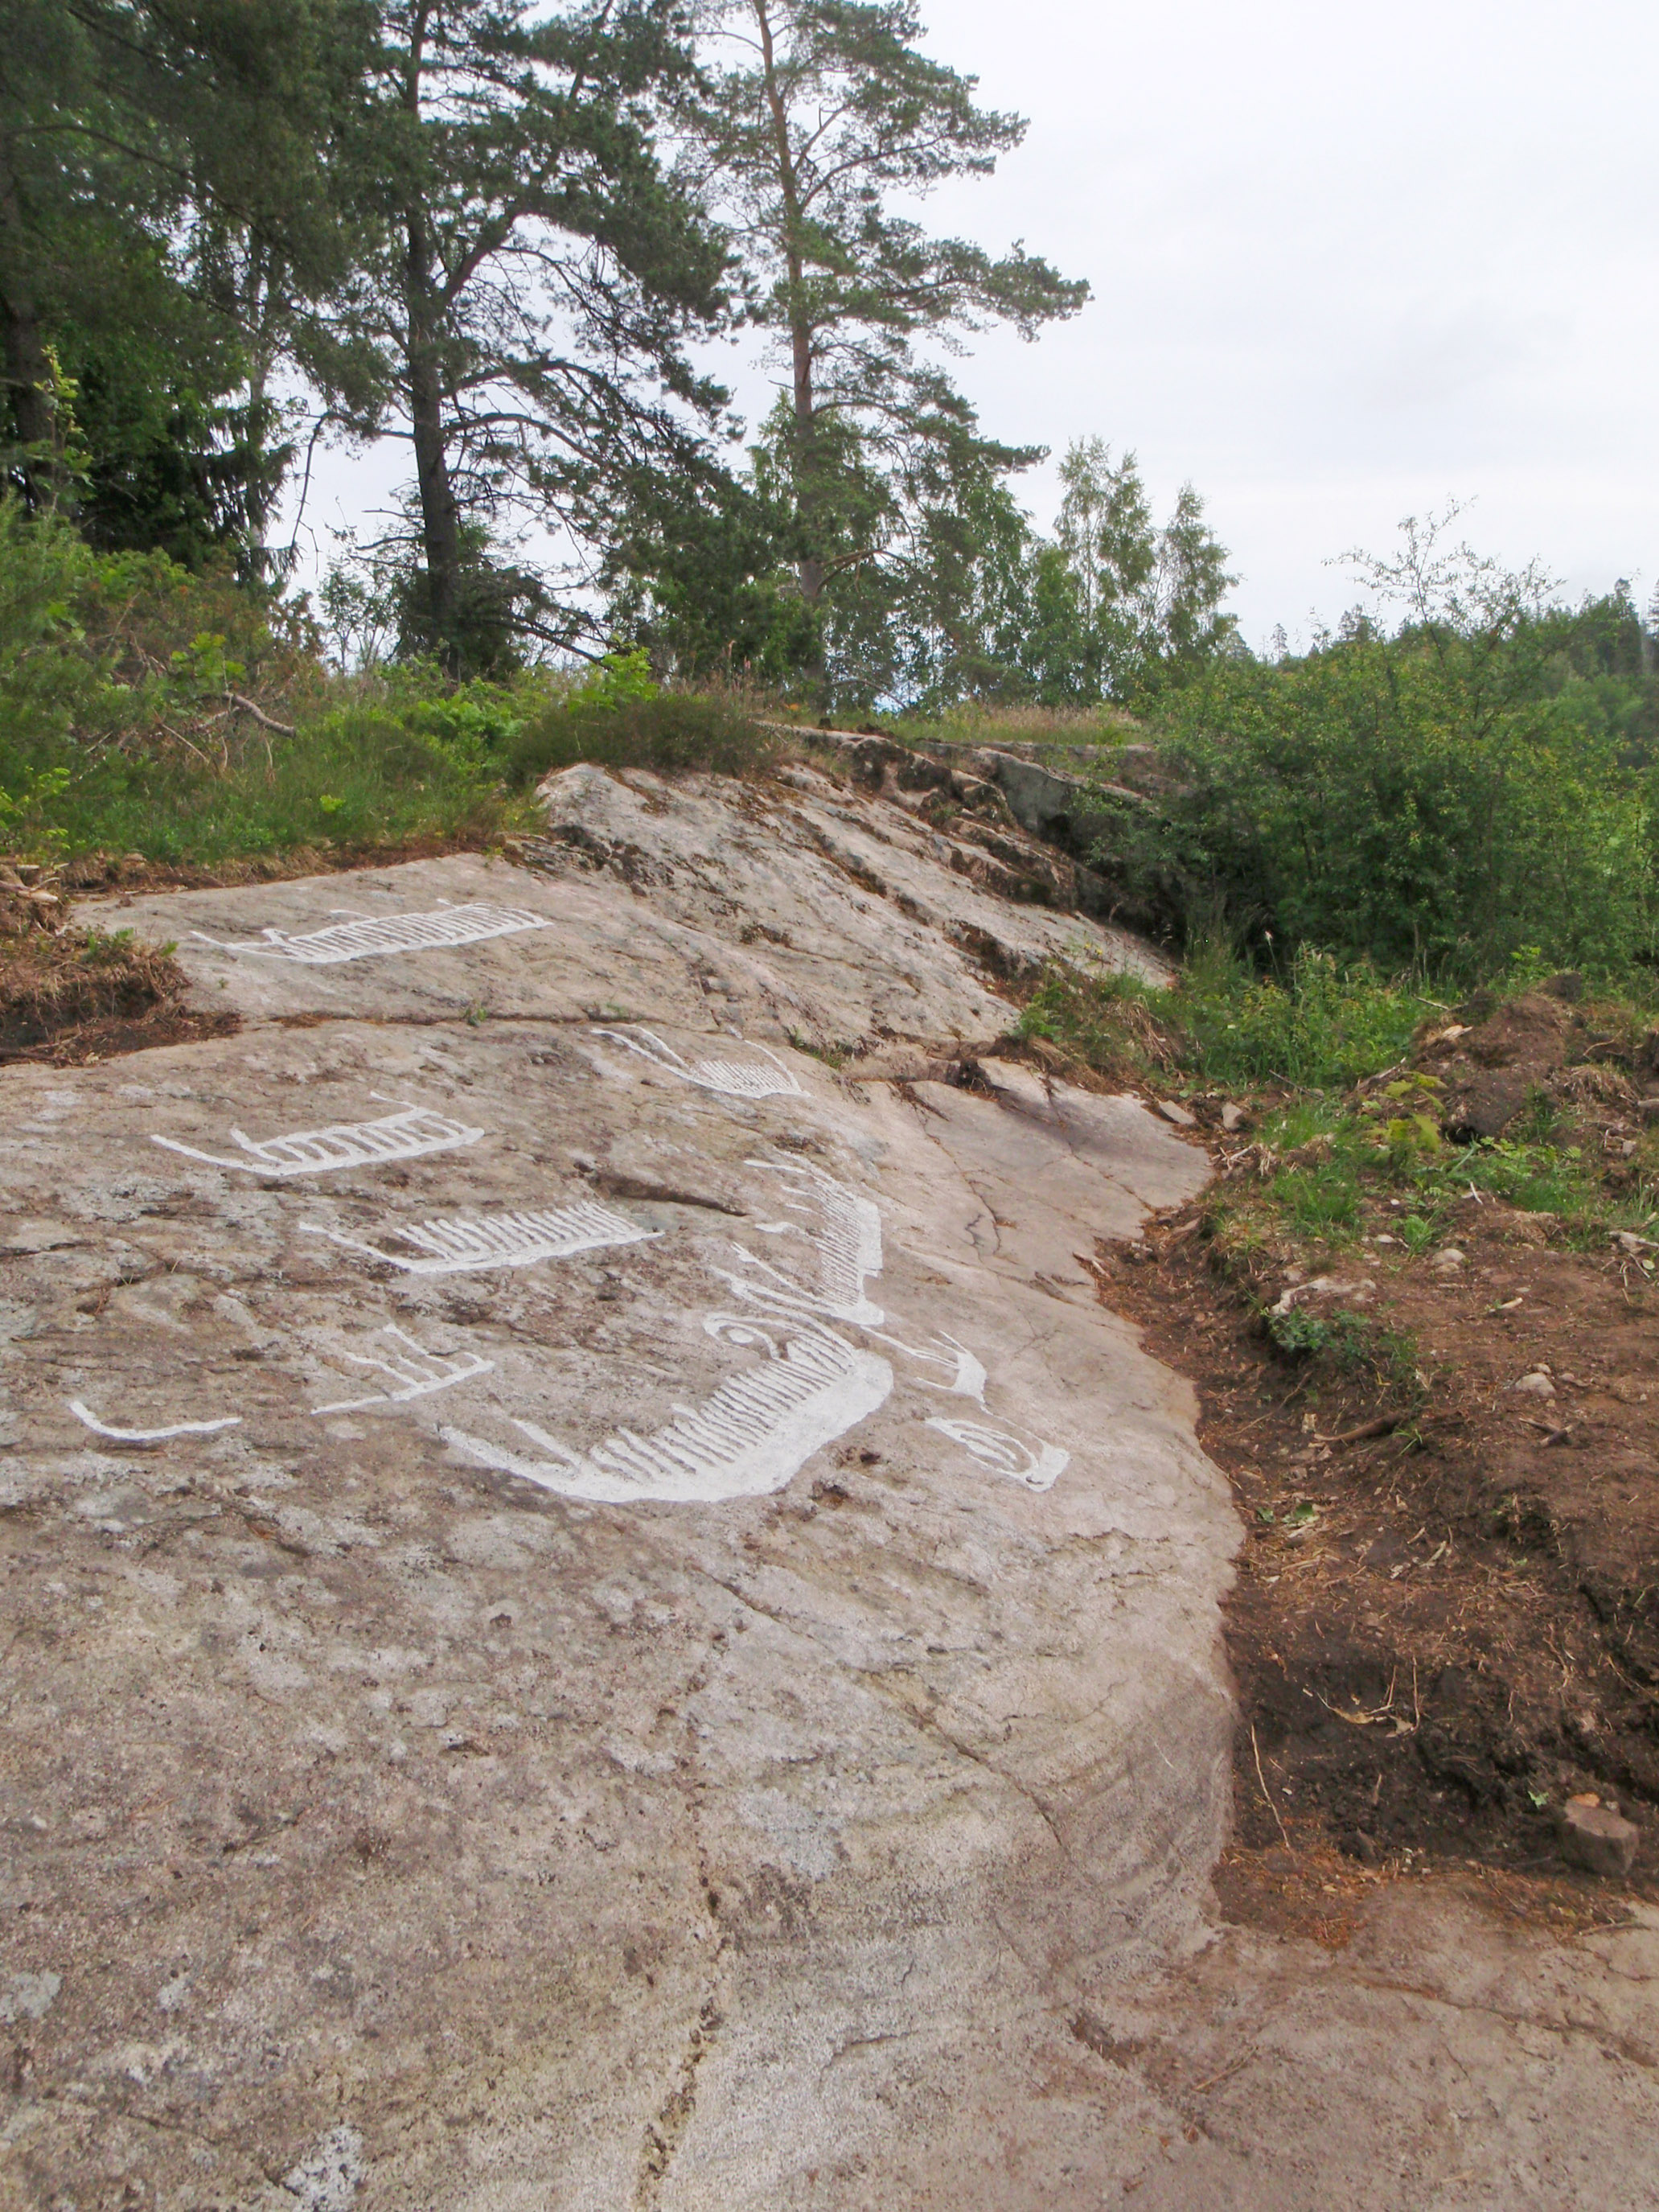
top-left (682, 0), bottom-right (1086, 699)
top-left (322, 0), bottom-right (728, 674)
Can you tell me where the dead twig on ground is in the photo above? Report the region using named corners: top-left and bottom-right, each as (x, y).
top-left (1312, 1414), bottom-right (1402, 1447)
top-left (1250, 1725), bottom-right (1292, 1852)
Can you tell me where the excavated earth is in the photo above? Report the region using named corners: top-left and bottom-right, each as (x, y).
top-left (2, 752), bottom-right (1657, 2210)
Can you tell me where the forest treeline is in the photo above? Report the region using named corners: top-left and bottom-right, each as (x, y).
top-left (4, 0), bottom-right (1659, 987)
top-left (3, 0), bottom-right (1238, 701)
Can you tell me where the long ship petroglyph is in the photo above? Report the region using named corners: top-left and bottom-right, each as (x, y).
top-left (298, 1200), bottom-right (656, 1276)
top-left (444, 1319), bottom-right (892, 1504)
top-left (191, 901), bottom-right (552, 964)
top-left (151, 1099), bottom-right (484, 1177)
top-left (592, 1026), bottom-right (807, 1098)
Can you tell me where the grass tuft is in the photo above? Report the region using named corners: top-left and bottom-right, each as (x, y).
top-left (503, 693), bottom-right (778, 789)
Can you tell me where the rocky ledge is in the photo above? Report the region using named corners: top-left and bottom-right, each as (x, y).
top-left (1, 759), bottom-right (1656, 2210)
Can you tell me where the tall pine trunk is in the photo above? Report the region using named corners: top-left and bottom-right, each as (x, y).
top-left (0, 125), bottom-right (61, 510)
top-left (404, 204), bottom-right (463, 670)
top-left (754, 0), bottom-right (827, 708)
top-left (399, 10), bottom-right (463, 672)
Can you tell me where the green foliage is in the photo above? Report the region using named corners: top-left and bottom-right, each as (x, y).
top-left (602, 459), bottom-right (820, 688)
top-left (503, 693), bottom-right (778, 789)
top-left (1176, 947), bottom-right (1436, 1089)
top-left (0, 503), bottom-right (522, 862)
top-left (1266, 1304), bottom-right (1419, 1395)
top-left (326, 0), bottom-right (728, 676)
top-left (572, 649), bottom-right (659, 709)
top-left (0, 0), bottom-right (368, 567)
top-left (1027, 440), bottom-right (1238, 705)
top-left (1014, 944), bottom-right (1433, 1095)
top-left (0, 764), bottom-right (72, 855)
top-left (1016, 957), bottom-right (1178, 1076)
top-left (676, 0), bottom-right (1085, 707)
top-left (1123, 520), bottom-right (1659, 980)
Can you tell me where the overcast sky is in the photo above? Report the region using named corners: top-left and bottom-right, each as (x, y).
top-left (286, 0), bottom-right (1659, 649)
top-left (922, 0), bottom-right (1659, 644)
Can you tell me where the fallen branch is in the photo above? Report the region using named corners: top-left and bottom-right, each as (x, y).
top-left (227, 692), bottom-right (295, 738)
top-left (1250, 1723), bottom-right (1292, 1853)
top-left (1312, 1414), bottom-right (1401, 1448)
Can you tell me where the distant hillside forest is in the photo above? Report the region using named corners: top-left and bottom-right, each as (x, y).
top-left (3, 2), bottom-right (1658, 984)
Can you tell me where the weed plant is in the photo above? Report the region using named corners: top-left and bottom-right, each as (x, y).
top-left (1019, 944), bottom-right (1435, 1094)
top-left (0, 516), bottom-right (783, 866)
top-left (504, 691), bottom-right (777, 789)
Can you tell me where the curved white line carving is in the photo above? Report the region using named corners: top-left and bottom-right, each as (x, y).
top-left (151, 1098), bottom-right (483, 1178)
top-left (191, 902), bottom-right (551, 965)
top-left (299, 1200), bottom-right (657, 1276)
top-left (444, 1321), bottom-right (892, 1504)
top-left (592, 1026), bottom-right (806, 1099)
top-left (869, 1328), bottom-right (988, 1404)
top-left (69, 1400), bottom-right (241, 1443)
top-left (924, 1417), bottom-right (1069, 1492)
top-left (310, 1326), bottom-right (494, 1416)
top-left (718, 1159), bottom-right (885, 1325)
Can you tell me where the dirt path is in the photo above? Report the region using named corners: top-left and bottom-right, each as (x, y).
top-left (1096, 1168), bottom-right (1659, 1943)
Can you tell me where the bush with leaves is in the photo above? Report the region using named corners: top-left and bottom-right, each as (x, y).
top-left (1113, 520), bottom-right (1659, 981)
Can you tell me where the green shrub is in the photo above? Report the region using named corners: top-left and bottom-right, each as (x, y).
top-left (1267, 1304), bottom-right (1419, 1393)
top-left (1115, 626), bottom-right (1657, 981)
top-left (0, 501), bottom-right (543, 864)
top-left (1016, 945), bottom-right (1434, 1095)
top-left (1175, 945), bottom-right (1436, 1090)
top-left (1016, 957), bottom-right (1179, 1074)
top-left (504, 692), bottom-right (778, 788)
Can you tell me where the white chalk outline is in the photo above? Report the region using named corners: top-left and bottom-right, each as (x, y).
top-left (191, 901), bottom-right (552, 966)
top-left (444, 1318), bottom-right (891, 1503)
top-left (151, 1096), bottom-right (483, 1178)
top-left (299, 1200), bottom-right (658, 1277)
top-left (310, 1325), bottom-right (495, 1416)
top-left (592, 1026), bottom-right (806, 1099)
top-left (68, 1400), bottom-right (241, 1443)
top-left (715, 1158), bottom-right (885, 1326)
top-left (923, 1416), bottom-right (1069, 1492)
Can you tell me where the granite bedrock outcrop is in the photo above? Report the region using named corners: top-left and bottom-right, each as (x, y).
top-left (0, 757), bottom-right (1655, 2211)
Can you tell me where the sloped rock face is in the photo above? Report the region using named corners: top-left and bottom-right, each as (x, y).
top-left (7, 771), bottom-right (1657, 2210)
top-left (0, 813), bottom-right (1235, 2208)
top-left (529, 757), bottom-right (1164, 1050)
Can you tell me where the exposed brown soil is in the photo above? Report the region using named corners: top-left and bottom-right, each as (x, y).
top-left (1096, 1186), bottom-right (1659, 1934)
top-left (0, 928), bottom-right (238, 1066)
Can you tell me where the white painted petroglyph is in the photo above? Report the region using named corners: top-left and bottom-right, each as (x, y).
top-left (719, 1159), bottom-right (885, 1326)
top-left (151, 1097), bottom-right (483, 1178)
top-left (868, 1327), bottom-right (988, 1403)
top-left (593, 1026), bottom-right (806, 1099)
top-left (310, 1326), bottom-right (495, 1416)
top-left (299, 1199), bottom-right (656, 1276)
top-left (924, 1416), bottom-right (1069, 1491)
top-left (68, 1400), bottom-right (242, 1443)
top-left (444, 1319), bottom-right (891, 1504)
top-left (190, 900), bottom-right (550, 965)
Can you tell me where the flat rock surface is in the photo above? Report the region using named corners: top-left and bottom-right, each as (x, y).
top-left (3, 770), bottom-right (1657, 2208)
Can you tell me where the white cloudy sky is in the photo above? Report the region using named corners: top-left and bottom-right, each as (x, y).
top-left (286, 0), bottom-right (1659, 649)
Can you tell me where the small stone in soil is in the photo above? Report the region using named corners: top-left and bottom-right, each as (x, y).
top-left (1554, 1799), bottom-right (1640, 1878)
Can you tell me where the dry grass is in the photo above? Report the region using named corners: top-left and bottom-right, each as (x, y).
top-left (0, 923), bottom-right (236, 1064)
